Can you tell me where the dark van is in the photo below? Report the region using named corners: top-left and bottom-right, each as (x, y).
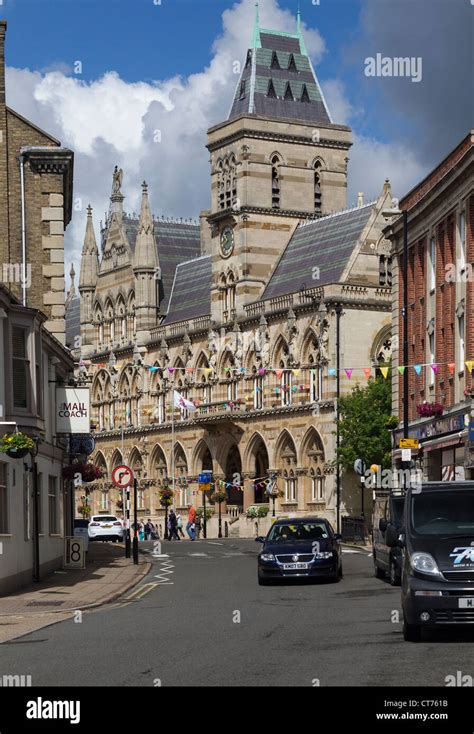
top-left (372, 491), bottom-right (404, 585)
top-left (386, 481), bottom-right (474, 641)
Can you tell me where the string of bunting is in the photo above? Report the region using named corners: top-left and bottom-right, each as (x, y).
top-left (94, 362), bottom-right (474, 379)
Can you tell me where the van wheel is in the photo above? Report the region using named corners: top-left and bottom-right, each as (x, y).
top-left (374, 557), bottom-right (385, 579)
top-left (403, 621), bottom-right (421, 642)
top-left (389, 557), bottom-right (401, 586)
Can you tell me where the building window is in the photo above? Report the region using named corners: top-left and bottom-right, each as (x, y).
top-left (253, 374), bottom-right (263, 410)
top-left (301, 84), bottom-right (310, 103)
top-left (48, 476), bottom-right (58, 535)
top-left (12, 326), bottom-right (29, 409)
top-left (267, 79), bottom-right (277, 99)
top-left (35, 332), bottom-right (43, 416)
top-left (284, 82), bottom-right (294, 101)
top-left (100, 490), bottom-right (109, 511)
top-left (227, 381), bottom-right (238, 402)
top-left (310, 367), bottom-right (322, 402)
top-left (459, 211), bottom-right (466, 270)
top-left (0, 463), bottom-right (8, 533)
top-left (271, 155), bottom-right (280, 209)
top-left (311, 470), bottom-right (324, 501)
top-left (270, 51), bottom-right (280, 70)
top-left (281, 369), bottom-right (292, 406)
top-left (429, 332), bottom-right (435, 385)
top-left (138, 490), bottom-right (145, 510)
top-left (288, 54), bottom-right (297, 72)
top-left (314, 162), bottom-right (322, 215)
top-left (284, 471), bottom-right (297, 502)
top-left (239, 80), bottom-right (246, 99)
top-left (429, 237), bottom-right (436, 291)
top-left (459, 314), bottom-right (465, 373)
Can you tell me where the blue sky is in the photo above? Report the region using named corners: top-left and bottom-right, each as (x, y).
top-left (3, 0), bottom-right (471, 269)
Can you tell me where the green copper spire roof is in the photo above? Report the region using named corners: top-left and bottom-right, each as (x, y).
top-left (296, 6), bottom-right (307, 56)
top-left (251, 2), bottom-right (261, 49)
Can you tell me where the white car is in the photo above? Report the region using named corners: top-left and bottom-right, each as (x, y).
top-left (88, 515), bottom-right (123, 542)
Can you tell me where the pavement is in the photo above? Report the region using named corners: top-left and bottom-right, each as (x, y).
top-left (1, 538), bottom-right (474, 687)
top-left (0, 542), bottom-right (151, 643)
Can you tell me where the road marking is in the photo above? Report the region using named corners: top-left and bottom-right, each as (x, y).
top-left (207, 542), bottom-right (223, 546)
top-left (188, 552), bottom-right (209, 557)
top-left (124, 583), bottom-right (159, 601)
top-left (342, 549), bottom-right (364, 555)
top-left (223, 552), bottom-right (245, 556)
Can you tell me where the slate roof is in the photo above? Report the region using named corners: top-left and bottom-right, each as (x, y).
top-left (123, 217), bottom-right (201, 311)
top-left (162, 256), bottom-right (212, 326)
top-left (65, 295), bottom-right (80, 349)
top-left (262, 203), bottom-right (375, 300)
top-left (229, 27), bottom-right (331, 125)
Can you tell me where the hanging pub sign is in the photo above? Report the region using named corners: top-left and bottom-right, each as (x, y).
top-left (56, 388), bottom-right (91, 434)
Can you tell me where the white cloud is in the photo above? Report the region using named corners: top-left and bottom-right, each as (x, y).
top-left (4, 0), bottom-right (427, 281)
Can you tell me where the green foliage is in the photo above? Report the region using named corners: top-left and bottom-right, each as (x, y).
top-left (335, 377), bottom-right (397, 471)
top-left (196, 507), bottom-right (214, 521)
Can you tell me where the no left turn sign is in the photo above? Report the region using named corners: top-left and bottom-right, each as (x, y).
top-left (112, 465), bottom-right (133, 488)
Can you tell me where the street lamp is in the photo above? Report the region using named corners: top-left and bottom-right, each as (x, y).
top-left (383, 202), bottom-right (409, 484)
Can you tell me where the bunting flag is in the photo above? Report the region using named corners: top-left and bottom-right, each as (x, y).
top-left (414, 365), bottom-right (422, 376)
top-left (258, 368), bottom-right (266, 376)
top-left (397, 366), bottom-right (406, 375)
top-left (344, 369), bottom-right (353, 379)
top-left (167, 367), bottom-right (175, 375)
top-left (328, 368), bottom-right (336, 376)
top-left (292, 369), bottom-right (300, 376)
top-left (380, 367), bottom-right (389, 379)
top-left (466, 361), bottom-right (474, 374)
top-left (363, 368), bottom-right (372, 379)
top-left (431, 364), bottom-right (439, 374)
top-left (448, 363), bottom-right (456, 375)
top-left (275, 369), bottom-right (283, 379)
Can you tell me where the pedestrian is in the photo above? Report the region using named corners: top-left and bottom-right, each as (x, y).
top-left (168, 509), bottom-right (180, 541)
top-left (186, 504), bottom-right (196, 541)
top-left (176, 512), bottom-right (185, 538)
top-left (195, 514), bottom-right (202, 540)
top-left (139, 522), bottom-right (145, 542)
top-left (145, 518), bottom-right (154, 540)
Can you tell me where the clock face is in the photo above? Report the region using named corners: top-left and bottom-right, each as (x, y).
top-left (220, 225), bottom-right (234, 258)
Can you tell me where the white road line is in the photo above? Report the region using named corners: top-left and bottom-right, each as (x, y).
top-left (188, 553), bottom-right (209, 557)
top-left (207, 542), bottom-right (223, 546)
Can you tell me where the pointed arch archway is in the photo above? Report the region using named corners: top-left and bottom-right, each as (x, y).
top-left (275, 429), bottom-right (298, 504)
top-left (245, 432), bottom-right (270, 504)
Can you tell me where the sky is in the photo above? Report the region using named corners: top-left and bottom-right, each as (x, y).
top-left (2, 0), bottom-right (473, 278)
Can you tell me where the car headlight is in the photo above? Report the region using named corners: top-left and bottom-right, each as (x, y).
top-left (260, 553), bottom-right (275, 562)
top-left (314, 551), bottom-right (333, 559)
top-left (410, 552), bottom-right (441, 576)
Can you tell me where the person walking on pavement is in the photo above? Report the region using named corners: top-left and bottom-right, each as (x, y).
top-left (186, 504), bottom-right (196, 541)
top-left (168, 509), bottom-right (180, 541)
top-left (176, 512), bottom-right (185, 538)
top-left (144, 518), bottom-right (154, 540)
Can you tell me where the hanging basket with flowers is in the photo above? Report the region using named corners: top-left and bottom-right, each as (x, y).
top-left (158, 487), bottom-right (174, 508)
top-left (210, 489), bottom-right (227, 504)
top-left (416, 402), bottom-right (444, 419)
top-left (77, 502), bottom-right (91, 519)
top-left (63, 462), bottom-right (104, 483)
top-left (0, 432), bottom-right (35, 459)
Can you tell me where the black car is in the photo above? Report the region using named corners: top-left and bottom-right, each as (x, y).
top-left (386, 481), bottom-right (474, 642)
top-left (256, 517), bottom-right (343, 585)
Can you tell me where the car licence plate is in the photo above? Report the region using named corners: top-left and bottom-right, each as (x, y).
top-left (458, 598), bottom-right (474, 608)
top-left (102, 524), bottom-right (112, 528)
top-left (282, 563), bottom-right (308, 570)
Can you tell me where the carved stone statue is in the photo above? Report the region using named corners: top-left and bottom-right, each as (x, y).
top-left (112, 166), bottom-right (123, 195)
top-left (208, 328), bottom-right (219, 370)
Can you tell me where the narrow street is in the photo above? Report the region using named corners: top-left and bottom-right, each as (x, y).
top-left (1, 539), bottom-right (473, 687)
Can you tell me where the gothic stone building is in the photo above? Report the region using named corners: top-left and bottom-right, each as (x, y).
top-left (71, 13), bottom-right (393, 533)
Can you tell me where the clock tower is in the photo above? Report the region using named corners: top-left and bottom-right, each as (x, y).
top-left (206, 5), bottom-right (352, 325)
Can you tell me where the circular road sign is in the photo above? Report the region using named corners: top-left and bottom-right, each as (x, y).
top-left (112, 465), bottom-right (133, 489)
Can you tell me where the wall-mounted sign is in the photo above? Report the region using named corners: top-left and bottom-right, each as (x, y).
top-left (399, 438), bottom-right (419, 450)
top-left (56, 388), bottom-right (90, 434)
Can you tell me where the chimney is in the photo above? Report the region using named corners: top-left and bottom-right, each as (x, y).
top-left (357, 192), bottom-right (364, 208)
top-left (0, 21), bottom-right (6, 107)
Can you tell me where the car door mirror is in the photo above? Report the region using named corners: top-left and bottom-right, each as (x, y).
top-left (379, 518), bottom-right (388, 533)
top-left (255, 536), bottom-right (265, 543)
top-left (385, 523), bottom-right (401, 547)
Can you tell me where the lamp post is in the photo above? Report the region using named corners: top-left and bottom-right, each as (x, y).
top-left (334, 303), bottom-right (343, 534)
top-left (383, 203), bottom-right (409, 486)
top-left (132, 465), bottom-right (141, 565)
top-left (31, 438), bottom-right (40, 583)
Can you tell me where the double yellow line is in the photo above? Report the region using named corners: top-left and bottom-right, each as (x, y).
top-left (124, 582), bottom-right (159, 602)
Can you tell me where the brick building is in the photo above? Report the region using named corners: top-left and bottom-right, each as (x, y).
top-left (0, 20), bottom-right (73, 345)
top-left (388, 130), bottom-right (474, 481)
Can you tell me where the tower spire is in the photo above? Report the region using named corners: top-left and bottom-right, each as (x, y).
top-left (251, 2), bottom-right (261, 49)
top-left (296, 5), bottom-right (307, 56)
top-left (79, 205), bottom-right (99, 289)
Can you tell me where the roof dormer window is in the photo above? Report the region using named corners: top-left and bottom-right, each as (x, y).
top-left (267, 79), bottom-right (277, 99)
top-left (288, 54), bottom-right (297, 72)
top-left (301, 84), bottom-right (310, 102)
top-left (284, 83), bottom-right (294, 101)
top-left (270, 51), bottom-right (280, 70)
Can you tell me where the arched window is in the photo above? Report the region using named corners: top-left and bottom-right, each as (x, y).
top-left (252, 366), bottom-right (264, 410)
top-left (94, 306), bottom-right (104, 346)
top-left (310, 468), bottom-right (325, 501)
top-left (314, 161), bottom-right (322, 216)
top-left (284, 469), bottom-right (297, 502)
top-left (271, 155), bottom-right (280, 209)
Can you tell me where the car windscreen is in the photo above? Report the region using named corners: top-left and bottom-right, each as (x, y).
top-left (411, 490), bottom-right (474, 536)
top-left (267, 522), bottom-right (330, 542)
top-left (92, 516), bottom-right (118, 523)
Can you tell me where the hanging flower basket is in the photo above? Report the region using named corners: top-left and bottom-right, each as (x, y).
top-left (0, 432), bottom-right (35, 459)
top-left (210, 490), bottom-right (227, 504)
top-left (159, 487), bottom-right (174, 508)
top-left (63, 462), bottom-right (104, 483)
top-left (416, 402), bottom-right (444, 419)
top-left (78, 503), bottom-right (91, 518)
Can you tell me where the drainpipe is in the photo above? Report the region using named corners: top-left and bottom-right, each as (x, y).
top-left (19, 154), bottom-right (27, 307)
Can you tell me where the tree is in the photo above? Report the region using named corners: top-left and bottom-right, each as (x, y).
top-left (335, 377), bottom-right (397, 471)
